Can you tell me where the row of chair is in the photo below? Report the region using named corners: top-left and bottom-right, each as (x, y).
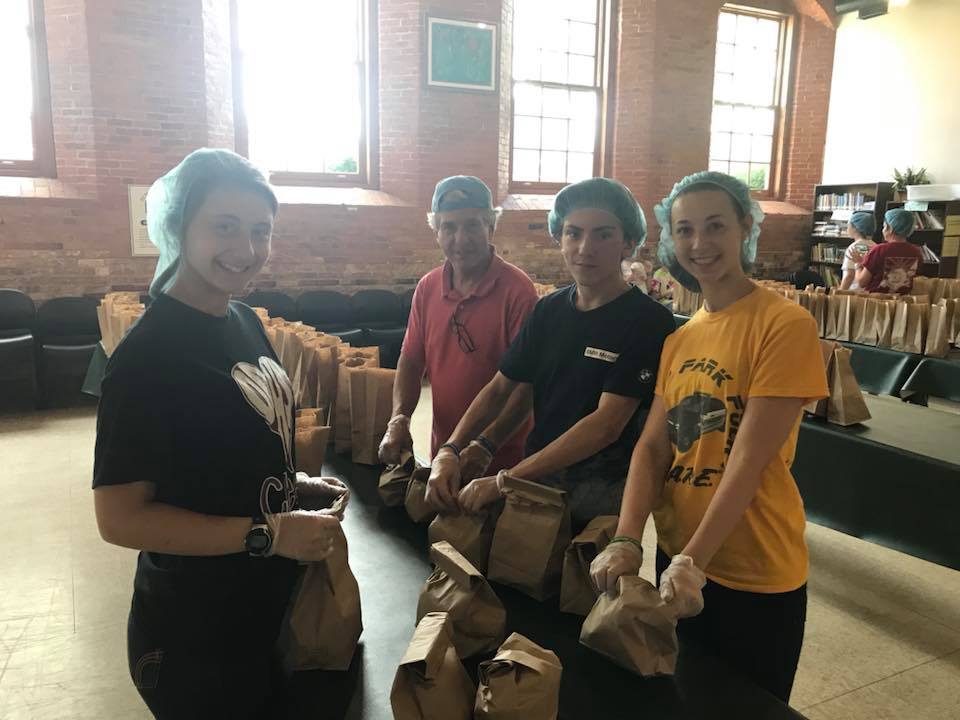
top-left (0, 290), bottom-right (100, 410)
top-left (0, 287), bottom-right (415, 411)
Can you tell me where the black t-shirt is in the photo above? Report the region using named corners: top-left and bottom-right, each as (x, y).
top-left (93, 293), bottom-right (299, 647)
top-left (500, 284), bottom-right (674, 472)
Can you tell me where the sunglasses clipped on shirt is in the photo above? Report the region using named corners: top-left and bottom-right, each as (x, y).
top-left (449, 302), bottom-right (476, 353)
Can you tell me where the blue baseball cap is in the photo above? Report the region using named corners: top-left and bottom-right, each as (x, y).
top-left (431, 176), bottom-right (493, 213)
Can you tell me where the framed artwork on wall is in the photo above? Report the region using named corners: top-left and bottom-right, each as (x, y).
top-left (426, 16), bottom-right (497, 92)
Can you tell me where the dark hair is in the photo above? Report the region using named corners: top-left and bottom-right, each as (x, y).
top-left (173, 150), bottom-right (278, 241)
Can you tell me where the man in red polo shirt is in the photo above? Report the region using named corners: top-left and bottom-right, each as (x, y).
top-left (378, 176), bottom-right (537, 480)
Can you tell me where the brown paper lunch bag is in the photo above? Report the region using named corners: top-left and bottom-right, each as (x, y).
top-left (579, 574), bottom-right (679, 677)
top-left (278, 513), bottom-right (363, 672)
top-left (874, 300), bottom-right (895, 349)
top-left (943, 298), bottom-right (958, 345)
top-left (405, 466), bottom-right (437, 524)
top-left (903, 303), bottom-right (929, 355)
top-left (559, 515), bottom-right (619, 616)
top-left (334, 357), bottom-right (374, 454)
top-left (390, 612), bottom-right (475, 720)
top-left (428, 503), bottom-right (502, 575)
top-left (416, 541), bottom-right (506, 659)
top-left (294, 425), bottom-right (330, 477)
top-left (853, 297), bottom-right (879, 346)
top-left (826, 346), bottom-right (871, 426)
top-left (379, 451), bottom-right (416, 507)
top-left (890, 300), bottom-right (911, 351)
top-left (487, 475), bottom-right (572, 601)
top-left (824, 293), bottom-right (841, 341)
top-left (350, 367), bottom-right (396, 465)
top-left (924, 300), bottom-right (950, 358)
top-left (834, 293), bottom-right (852, 342)
top-left (804, 340), bottom-right (837, 418)
top-left (474, 633), bottom-right (563, 720)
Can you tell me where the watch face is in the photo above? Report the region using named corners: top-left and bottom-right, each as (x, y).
top-left (246, 527), bottom-right (271, 554)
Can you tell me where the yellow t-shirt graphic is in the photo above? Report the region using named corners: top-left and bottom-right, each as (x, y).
top-left (653, 287), bottom-right (829, 593)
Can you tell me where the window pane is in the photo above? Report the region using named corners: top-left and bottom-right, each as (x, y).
top-left (714, 73), bottom-right (733, 103)
top-left (735, 14), bottom-right (757, 45)
top-left (542, 87), bottom-right (570, 118)
top-left (514, 116), bottom-right (541, 149)
top-left (567, 0), bottom-right (598, 23)
top-left (513, 149), bottom-right (540, 182)
top-left (567, 152), bottom-right (593, 182)
top-left (568, 21), bottom-right (596, 56)
top-left (541, 118), bottom-right (568, 151)
top-left (541, 50), bottom-right (568, 84)
top-left (756, 18), bottom-right (780, 49)
top-left (731, 133), bottom-right (752, 161)
top-left (568, 54), bottom-right (595, 86)
top-left (709, 159), bottom-right (730, 174)
top-left (569, 90), bottom-right (597, 123)
top-left (238, 0), bottom-right (362, 175)
top-left (0, 1), bottom-right (35, 161)
top-left (540, 151), bottom-right (567, 183)
top-left (729, 161), bottom-right (750, 185)
top-left (569, 117), bottom-right (595, 152)
top-left (751, 107), bottom-right (776, 135)
top-left (514, 46), bottom-right (541, 82)
top-left (711, 104), bottom-right (734, 132)
top-left (715, 43), bottom-right (734, 74)
top-left (751, 134), bottom-right (773, 163)
top-left (718, 12), bottom-right (737, 43)
top-left (710, 132), bottom-right (732, 160)
top-left (514, 83), bottom-right (542, 115)
top-left (748, 164), bottom-right (769, 190)
top-left (731, 105), bottom-right (754, 133)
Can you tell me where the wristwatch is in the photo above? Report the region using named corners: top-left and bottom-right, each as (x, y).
top-left (245, 518), bottom-right (273, 557)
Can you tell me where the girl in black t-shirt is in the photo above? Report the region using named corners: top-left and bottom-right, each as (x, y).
top-left (93, 149), bottom-right (347, 718)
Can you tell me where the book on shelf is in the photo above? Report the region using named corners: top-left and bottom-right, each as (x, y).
top-left (921, 244), bottom-right (940, 263)
top-left (812, 219), bottom-right (849, 238)
top-left (811, 243), bottom-right (846, 263)
top-left (943, 236), bottom-right (959, 258)
top-left (815, 191), bottom-right (874, 211)
top-left (818, 266), bottom-right (841, 287)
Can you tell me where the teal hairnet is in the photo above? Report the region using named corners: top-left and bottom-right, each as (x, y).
top-left (848, 211), bottom-right (876, 238)
top-left (884, 208), bottom-right (916, 238)
top-left (146, 148), bottom-right (277, 298)
top-left (547, 178), bottom-right (647, 253)
top-left (652, 171), bottom-right (764, 292)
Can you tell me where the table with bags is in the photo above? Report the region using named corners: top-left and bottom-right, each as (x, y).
top-left (794, 394), bottom-right (960, 570)
top-left (298, 454), bottom-right (808, 720)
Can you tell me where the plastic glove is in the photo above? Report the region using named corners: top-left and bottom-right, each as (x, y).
top-left (295, 472), bottom-right (350, 519)
top-left (457, 474), bottom-right (503, 514)
top-left (589, 539), bottom-right (644, 596)
top-left (425, 447), bottom-right (461, 512)
top-left (659, 554), bottom-right (707, 619)
top-left (378, 414), bottom-right (412, 465)
top-left (459, 440), bottom-right (494, 483)
top-left (266, 510), bottom-right (341, 562)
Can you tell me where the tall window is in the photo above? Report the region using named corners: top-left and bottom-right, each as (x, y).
top-left (510, 0), bottom-right (606, 191)
top-left (233, 0), bottom-right (375, 186)
top-left (0, 0), bottom-right (54, 177)
top-left (708, 6), bottom-right (790, 195)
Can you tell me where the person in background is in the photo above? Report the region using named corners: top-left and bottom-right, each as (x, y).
top-left (378, 176), bottom-right (537, 484)
top-left (93, 149), bottom-right (349, 718)
top-left (839, 211), bottom-right (877, 290)
top-left (856, 208), bottom-right (923, 294)
top-left (622, 258), bottom-right (651, 294)
top-left (590, 171), bottom-right (828, 703)
top-left (428, 178), bottom-right (674, 531)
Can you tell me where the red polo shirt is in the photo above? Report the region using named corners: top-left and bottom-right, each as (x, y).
top-left (402, 251), bottom-right (537, 470)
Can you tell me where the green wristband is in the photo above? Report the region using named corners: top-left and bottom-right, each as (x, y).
top-left (609, 535), bottom-right (644, 554)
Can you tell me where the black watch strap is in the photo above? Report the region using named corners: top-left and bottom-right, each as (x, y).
top-left (245, 518), bottom-right (273, 557)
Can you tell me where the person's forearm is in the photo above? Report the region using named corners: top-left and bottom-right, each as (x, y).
top-left (508, 410), bottom-right (618, 480)
top-left (615, 441), bottom-right (670, 541)
top-left (479, 385), bottom-right (532, 449)
top-left (100, 502), bottom-right (252, 556)
top-left (839, 271), bottom-right (854, 290)
top-left (855, 267), bottom-right (871, 288)
top-left (392, 354), bottom-right (424, 418)
top-left (447, 380), bottom-right (513, 449)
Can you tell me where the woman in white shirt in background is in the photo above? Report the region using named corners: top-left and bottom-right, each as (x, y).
top-left (839, 211), bottom-right (877, 290)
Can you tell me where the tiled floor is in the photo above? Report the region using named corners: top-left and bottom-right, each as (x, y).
top-left (1, 400), bottom-right (958, 719)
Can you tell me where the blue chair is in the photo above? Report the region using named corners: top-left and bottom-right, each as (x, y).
top-left (242, 290), bottom-right (297, 320)
top-left (297, 290), bottom-right (364, 341)
top-left (35, 296), bottom-right (100, 408)
top-left (0, 289), bottom-right (38, 411)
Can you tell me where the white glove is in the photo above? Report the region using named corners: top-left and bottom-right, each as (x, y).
top-left (378, 414), bottom-right (412, 465)
top-left (589, 539), bottom-right (644, 596)
top-left (425, 447), bottom-right (461, 512)
top-left (459, 440), bottom-right (494, 482)
top-left (457, 474), bottom-right (503, 514)
top-left (266, 510), bottom-right (341, 562)
top-left (659, 554), bottom-right (707, 618)
top-left (295, 472), bottom-right (350, 518)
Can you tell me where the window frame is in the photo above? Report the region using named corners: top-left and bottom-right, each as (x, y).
top-left (508, 0), bottom-right (611, 195)
top-left (230, 0), bottom-right (379, 188)
top-left (710, 4), bottom-right (794, 200)
top-left (0, 0), bottom-right (55, 178)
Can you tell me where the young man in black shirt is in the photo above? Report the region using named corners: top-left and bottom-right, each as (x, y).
top-left (427, 178), bottom-right (675, 531)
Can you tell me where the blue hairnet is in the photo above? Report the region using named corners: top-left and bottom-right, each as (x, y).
top-left (884, 208), bottom-right (916, 238)
top-left (547, 178), bottom-right (647, 252)
top-left (848, 211), bottom-right (876, 238)
top-left (652, 171), bottom-right (764, 292)
top-left (146, 148), bottom-right (277, 298)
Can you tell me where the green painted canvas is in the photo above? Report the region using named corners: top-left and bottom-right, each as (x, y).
top-left (430, 22), bottom-right (495, 87)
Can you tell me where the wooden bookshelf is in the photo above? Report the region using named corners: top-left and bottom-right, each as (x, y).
top-left (886, 199), bottom-right (960, 279)
top-left (808, 182), bottom-right (894, 287)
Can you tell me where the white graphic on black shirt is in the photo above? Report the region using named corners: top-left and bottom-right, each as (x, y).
top-left (232, 356), bottom-right (297, 516)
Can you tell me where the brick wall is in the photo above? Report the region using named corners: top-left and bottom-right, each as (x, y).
top-left (0, 0), bottom-right (836, 302)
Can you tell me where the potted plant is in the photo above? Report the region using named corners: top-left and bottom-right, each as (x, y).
top-left (892, 167), bottom-right (931, 200)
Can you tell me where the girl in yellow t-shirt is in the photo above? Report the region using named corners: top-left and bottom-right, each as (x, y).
top-left (590, 171), bottom-right (828, 702)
